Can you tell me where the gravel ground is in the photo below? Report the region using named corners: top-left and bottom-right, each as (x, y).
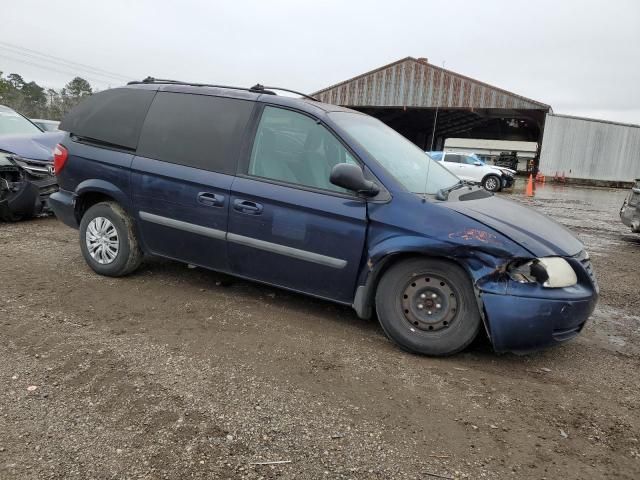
top-left (1, 181), bottom-right (639, 479)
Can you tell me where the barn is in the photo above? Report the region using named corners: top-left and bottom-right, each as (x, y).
top-left (312, 57), bottom-right (551, 153)
top-left (313, 57), bottom-right (639, 185)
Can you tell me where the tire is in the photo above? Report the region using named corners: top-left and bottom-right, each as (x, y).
top-left (482, 174), bottom-right (501, 192)
top-left (375, 258), bottom-right (481, 356)
top-left (79, 201), bottom-right (143, 277)
top-left (0, 210), bottom-right (22, 222)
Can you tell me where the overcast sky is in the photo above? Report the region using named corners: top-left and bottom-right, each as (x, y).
top-left (3, 0), bottom-right (640, 123)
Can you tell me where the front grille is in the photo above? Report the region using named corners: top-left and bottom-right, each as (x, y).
top-left (574, 250), bottom-right (598, 292)
top-left (13, 157), bottom-right (52, 177)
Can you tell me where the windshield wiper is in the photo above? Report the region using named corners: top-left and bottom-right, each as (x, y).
top-left (435, 180), bottom-right (470, 201)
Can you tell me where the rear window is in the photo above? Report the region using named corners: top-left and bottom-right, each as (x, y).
top-left (59, 88), bottom-right (156, 150)
top-left (136, 92), bottom-right (254, 174)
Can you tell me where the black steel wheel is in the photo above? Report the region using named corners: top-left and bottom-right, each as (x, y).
top-left (375, 258), bottom-right (481, 356)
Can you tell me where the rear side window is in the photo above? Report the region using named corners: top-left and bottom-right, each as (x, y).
top-left (445, 154), bottom-right (463, 163)
top-left (137, 92), bottom-right (254, 174)
top-left (59, 88), bottom-right (156, 150)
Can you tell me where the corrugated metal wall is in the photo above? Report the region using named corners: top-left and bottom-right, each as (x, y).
top-left (539, 114), bottom-right (640, 182)
top-left (313, 57), bottom-right (549, 110)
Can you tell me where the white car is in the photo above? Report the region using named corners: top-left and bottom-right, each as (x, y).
top-left (428, 151), bottom-right (515, 192)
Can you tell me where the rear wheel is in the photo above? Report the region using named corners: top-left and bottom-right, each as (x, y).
top-left (482, 174), bottom-right (501, 192)
top-left (79, 201), bottom-right (143, 277)
top-left (375, 258), bottom-right (481, 356)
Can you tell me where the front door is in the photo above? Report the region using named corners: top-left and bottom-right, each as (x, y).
top-left (227, 105), bottom-right (367, 303)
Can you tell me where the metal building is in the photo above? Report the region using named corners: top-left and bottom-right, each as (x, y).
top-left (313, 57), bottom-right (551, 151)
top-left (539, 114), bottom-right (640, 185)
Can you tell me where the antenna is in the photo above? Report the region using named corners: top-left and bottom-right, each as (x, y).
top-left (424, 60), bottom-right (446, 199)
top-left (429, 60), bottom-right (445, 151)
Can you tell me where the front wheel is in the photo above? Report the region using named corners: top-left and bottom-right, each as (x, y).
top-left (375, 258), bottom-right (481, 356)
top-left (482, 174), bottom-right (501, 192)
top-left (79, 201), bottom-right (143, 277)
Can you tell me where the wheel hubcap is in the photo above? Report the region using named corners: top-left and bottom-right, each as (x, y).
top-left (86, 217), bottom-right (119, 265)
top-left (401, 275), bottom-right (458, 331)
top-left (486, 177), bottom-right (498, 190)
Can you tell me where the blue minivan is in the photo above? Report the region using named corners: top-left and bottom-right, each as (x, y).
top-left (49, 79), bottom-right (598, 356)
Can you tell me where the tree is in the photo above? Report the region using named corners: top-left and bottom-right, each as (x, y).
top-left (0, 71), bottom-right (93, 120)
top-left (65, 77), bottom-right (92, 98)
top-left (21, 81), bottom-right (47, 117)
top-left (0, 71), bottom-right (10, 102)
top-left (6, 73), bottom-right (25, 90)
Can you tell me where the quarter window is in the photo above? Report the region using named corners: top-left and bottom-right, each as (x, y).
top-left (248, 106), bottom-right (357, 192)
top-left (59, 87), bottom-right (156, 150)
top-left (137, 92), bottom-right (253, 174)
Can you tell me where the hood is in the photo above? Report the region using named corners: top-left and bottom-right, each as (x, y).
top-left (491, 165), bottom-right (516, 175)
top-left (0, 131), bottom-right (64, 162)
top-left (444, 195), bottom-right (583, 257)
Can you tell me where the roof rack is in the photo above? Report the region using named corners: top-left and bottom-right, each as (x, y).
top-left (127, 77), bottom-right (317, 101)
top-left (249, 84), bottom-right (317, 101)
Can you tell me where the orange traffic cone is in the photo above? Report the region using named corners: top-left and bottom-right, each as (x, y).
top-left (526, 174), bottom-right (534, 197)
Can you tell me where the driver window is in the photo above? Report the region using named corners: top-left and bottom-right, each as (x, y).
top-left (249, 106), bottom-right (358, 192)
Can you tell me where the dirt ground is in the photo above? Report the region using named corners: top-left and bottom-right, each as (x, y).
top-left (1, 181), bottom-right (639, 479)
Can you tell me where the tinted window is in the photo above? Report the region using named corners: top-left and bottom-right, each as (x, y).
top-left (59, 88), bottom-right (155, 150)
top-left (248, 106), bottom-right (357, 192)
top-left (137, 92), bottom-right (253, 174)
top-left (444, 154), bottom-right (462, 163)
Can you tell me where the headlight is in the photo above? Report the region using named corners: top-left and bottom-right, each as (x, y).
top-left (508, 257), bottom-right (577, 288)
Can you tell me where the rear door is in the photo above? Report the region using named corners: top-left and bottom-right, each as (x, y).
top-left (227, 105), bottom-right (367, 303)
top-left (443, 153), bottom-right (470, 180)
top-left (460, 154), bottom-right (485, 182)
top-left (131, 91), bottom-right (254, 271)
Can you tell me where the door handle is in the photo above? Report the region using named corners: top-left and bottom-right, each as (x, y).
top-left (197, 192), bottom-right (224, 207)
top-left (233, 199), bottom-right (263, 215)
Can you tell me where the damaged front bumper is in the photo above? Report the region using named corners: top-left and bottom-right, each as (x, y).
top-left (483, 291), bottom-right (596, 354)
top-left (501, 173), bottom-right (515, 189)
top-left (0, 155), bottom-right (58, 221)
top-left (478, 250), bottom-right (598, 354)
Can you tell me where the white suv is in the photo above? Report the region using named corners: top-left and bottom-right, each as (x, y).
top-left (428, 151), bottom-right (515, 192)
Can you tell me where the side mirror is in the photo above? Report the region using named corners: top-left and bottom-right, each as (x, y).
top-left (474, 161), bottom-right (483, 166)
top-left (330, 163), bottom-right (379, 196)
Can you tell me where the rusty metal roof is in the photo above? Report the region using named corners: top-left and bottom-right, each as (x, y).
top-left (312, 57), bottom-right (551, 111)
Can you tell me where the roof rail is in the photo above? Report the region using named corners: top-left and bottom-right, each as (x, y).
top-left (127, 77), bottom-right (317, 101)
top-left (249, 84), bottom-right (317, 101)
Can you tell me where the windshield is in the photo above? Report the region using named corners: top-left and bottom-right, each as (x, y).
top-left (0, 108), bottom-right (42, 135)
top-left (468, 153), bottom-right (485, 164)
top-left (330, 112), bottom-right (459, 195)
